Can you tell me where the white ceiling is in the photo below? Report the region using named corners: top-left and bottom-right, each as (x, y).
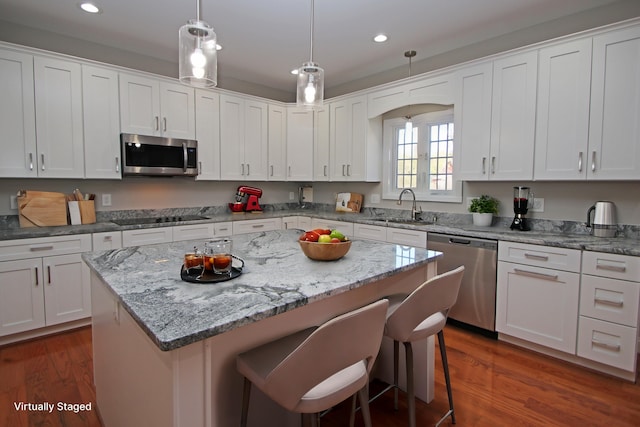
top-left (0, 0), bottom-right (623, 94)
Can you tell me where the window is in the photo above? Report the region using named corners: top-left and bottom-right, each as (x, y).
top-left (382, 109), bottom-right (461, 202)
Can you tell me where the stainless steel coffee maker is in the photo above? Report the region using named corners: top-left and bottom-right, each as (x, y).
top-left (586, 201), bottom-right (617, 237)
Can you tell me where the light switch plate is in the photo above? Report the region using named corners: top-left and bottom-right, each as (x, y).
top-left (102, 193), bottom-right (112, 207)
top-left (10, 195), bottom-right (17, 210)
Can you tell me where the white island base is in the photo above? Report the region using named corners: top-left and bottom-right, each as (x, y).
top-left (91, 263), bottom-right (436, 427)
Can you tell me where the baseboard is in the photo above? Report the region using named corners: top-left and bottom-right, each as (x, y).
top-left (0, 318), bottom-right (91, 347)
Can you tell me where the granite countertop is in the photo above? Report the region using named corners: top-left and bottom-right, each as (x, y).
top-left (2, 207), bottom-right (639, 256)
top-left (82, 229), bottom-right (441, 351)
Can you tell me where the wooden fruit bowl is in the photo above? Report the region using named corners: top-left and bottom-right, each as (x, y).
top-left (298, 240), bottom-right (352, 261)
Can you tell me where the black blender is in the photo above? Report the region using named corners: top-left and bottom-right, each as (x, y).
top-left (510, 186), bottom-right (532, 231)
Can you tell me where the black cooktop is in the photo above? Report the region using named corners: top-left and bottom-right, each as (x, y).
top-left (111, 215), bottom-right (208, 226)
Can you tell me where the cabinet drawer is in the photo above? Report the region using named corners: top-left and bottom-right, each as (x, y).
top-left (173, 224), bottom-right (214, 242)
top-left (213, 222), bottom-right (233, 237)
top-left (580, 275), bottom-right (639, 327)
top-left (0, 234), bottom-right (92, 262)
top-left (122, 228), bottom-right (173, 247)
top-left (498, 241), bottom-right (581, 272)
top-left (92, 232), bottom-right (123, 251)
top-left (232, 218), bottom-right (282, 235)
top-left (353, 223), bottom-right (386, 242)
top-left (582, 251), bottom-right (640, 281)
top-left (310, 219), bottom-right (354, 236)
top-left (387, 228), bottom-right (427, 248)
top-left (577, 316), bottom-right (637, 372)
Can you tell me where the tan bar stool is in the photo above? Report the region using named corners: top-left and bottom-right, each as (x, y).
top-left (236, 299), bottom-right (389, 427)
top-left (371, 265), bottom-right (465, 427)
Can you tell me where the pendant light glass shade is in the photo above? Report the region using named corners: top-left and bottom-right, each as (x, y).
top-left (179, 1), bottom-right (217, 88)
top-left (297, 61), bottom-right (324, 109)
top-left (297, 0), bottom-right (324, 109)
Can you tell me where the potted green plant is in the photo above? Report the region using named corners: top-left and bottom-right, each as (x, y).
top-left (469, 195), bottom-right (499, 226)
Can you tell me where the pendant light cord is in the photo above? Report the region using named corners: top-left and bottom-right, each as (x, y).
top-left (196, 0), bottom-right (201, 21)
top-left (309, 0), bottom-right (315, 62)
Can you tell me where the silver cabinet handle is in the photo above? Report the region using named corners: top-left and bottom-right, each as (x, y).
top-left (595, 263), bottom-right (626, 273)
top-left (30, 245), bottom-right (54, 251)
top-left (270, 165), bottom-right (274, 177)
top-left (35, 267), bottom-right (39, 286)
top-left (342, 164), bottom-right (346, 176)
top-left (513, 268), bottom-right (558, 282)
top-left (324, 165), bottom-right (327, 177)
top-left (198, 161), bottom-right (202, 174)
top-left (288, 166), bottom-right (291, 177)
top-left (47, 265), bottom-right (52, 285)
top-left (524, 253), bottom-right (549, 261)
top-left (115, 157), bottom-right (120, 172)
top-left (482, 157), bottom-right (486, 175)
top-left (241, 163), bottom-right (245, 175)
top-left (594, 296), bottom-right (624, 307)
top-left (347, 164), bottom-right (351, 176)
top-left (491, 156), bottom-right (496, 174)
top-left (154, 116), bottom-right (159, 131)
top-left (591, 151), bottom-right (597, 172)
top-left (247, 164), bottom-right (250, 176)
top-left (41, 154), bottom-right (45, 171)
top-left (103, 235), bottom-right (113, 242)
top-left (29, 153), bottom-right (34, 171)
top-left (591, 339), bottom-right (620, 352)
top-left (578, 152), bottom-right (583, 172)
top-left (163, 117), bottom-right (167, 132)
top-left (252, 224), bottom-right (265, 228)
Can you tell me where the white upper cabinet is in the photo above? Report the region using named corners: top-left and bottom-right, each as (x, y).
top-left (313, 106), bottom-right (330, 181)
top-left (286, 107), bottom-right (314, 181)
top-left (455, 62), bottom-right (493, 181)
top-left (330, 94), bottom-right (380, 181)
top-left (0, 49), bottom-right (36, 178)
top-left (268, 104), bottom-right (287, 181)
top-left (219, 94), bottom-right (268, 180)
top-left (82, 65), bottom-right (122, 179)
top-left (588, 25), bottom-right (640, 180)
top-left (457, 52), bottom-right (537, 181)
top-left (489, 51), bottom-right (537, 181)
top-left (534, 39), bottom-right (592, 180)
top-left (34, 56), bottom-right (85, 178)
top-left (119, 73), bottom-right (195, 139)
top-left (195, 89), bottom-right (221, 180)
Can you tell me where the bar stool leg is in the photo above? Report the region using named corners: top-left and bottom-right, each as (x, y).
top-left (393, 340), bottom-right (399, 410)
top-left (358, 387), bottom-right (373, 427)
top-left (404, 342), bottom-right (416, 427)
top-left (240, 377), bottom-right (251, 427)
top-left (437, 330), bottom-right (456, 425)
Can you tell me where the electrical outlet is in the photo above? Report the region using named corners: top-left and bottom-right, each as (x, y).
top-left (370, 194), bottom-right (381, 204)
top-left (531, 197), bottom-right (544, 212)
top-left (102, 193), bottom-right (112, 207)
top-left (289, 191), bottom-right (295, 200)
top-left (10, 195), bottom-right (18, 210)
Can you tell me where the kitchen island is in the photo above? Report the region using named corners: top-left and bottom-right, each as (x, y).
top-left (83, 229), bottom-right (441, 427)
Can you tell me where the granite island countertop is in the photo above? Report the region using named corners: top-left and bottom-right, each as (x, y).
top-left (82, 229), bottom-right (441, 351)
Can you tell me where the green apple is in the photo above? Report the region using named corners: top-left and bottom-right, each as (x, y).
top-left (329, 230), bottom-right (345, 241)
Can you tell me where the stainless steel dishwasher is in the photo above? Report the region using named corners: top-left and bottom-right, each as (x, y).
top-left (427, 232), bottom-right (498, 335)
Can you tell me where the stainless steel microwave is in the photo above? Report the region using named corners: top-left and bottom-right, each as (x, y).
top-left (121, 133), bottom-right (198, 177)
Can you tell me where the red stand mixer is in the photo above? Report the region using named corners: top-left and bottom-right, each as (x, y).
top-left (229, 186), bottom-right (263, 213)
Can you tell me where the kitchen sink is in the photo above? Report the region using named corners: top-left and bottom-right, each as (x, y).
top-left (370, 218), bottom-right (433, 225)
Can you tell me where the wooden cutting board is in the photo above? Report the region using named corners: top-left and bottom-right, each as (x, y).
top-left (17, 190), bottom-right (68, 227)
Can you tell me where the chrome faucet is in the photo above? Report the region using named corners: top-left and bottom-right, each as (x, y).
top-left (397, 188), bottom-right (422, 220)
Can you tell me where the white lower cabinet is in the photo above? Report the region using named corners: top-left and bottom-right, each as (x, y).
top-left (496, 241), bottom-right (581, 354)
top-left (577, 252), bottom-right (640, 374)
top-left (173, 223), bottom-right (214, 242)
top-left (232, 218), bottom-right (282, 235)
top-left (92, 231), bottom-right (122, 250)
top-left (310, 219), bottom-right (354, 237)
top-left (0, 234), bottom-right (92, 339)
top-left (122, 227), bottom-right (173, 247)
top-left (386, 228), bottom-right (427, 248)
top-left (353, 223), bottom-right (387, 242)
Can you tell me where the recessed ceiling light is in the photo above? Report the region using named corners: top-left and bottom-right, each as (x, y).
top-left (79, 2), bottom-right (101, 14)
top-left (373, 34), bottom-right (388, 43)
top-left (291, 69), bottom-right (299, 75)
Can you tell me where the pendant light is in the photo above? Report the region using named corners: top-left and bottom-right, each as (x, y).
top-left (297, 0), bottom-right (324, 109)
top-left (404, 50), bottom-right (416, 144)
top-left (179, 0), bottom-right (217, 87)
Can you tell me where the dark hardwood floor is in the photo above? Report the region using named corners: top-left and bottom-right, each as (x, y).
top-left (1, 324), bottom-right (639, 426)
